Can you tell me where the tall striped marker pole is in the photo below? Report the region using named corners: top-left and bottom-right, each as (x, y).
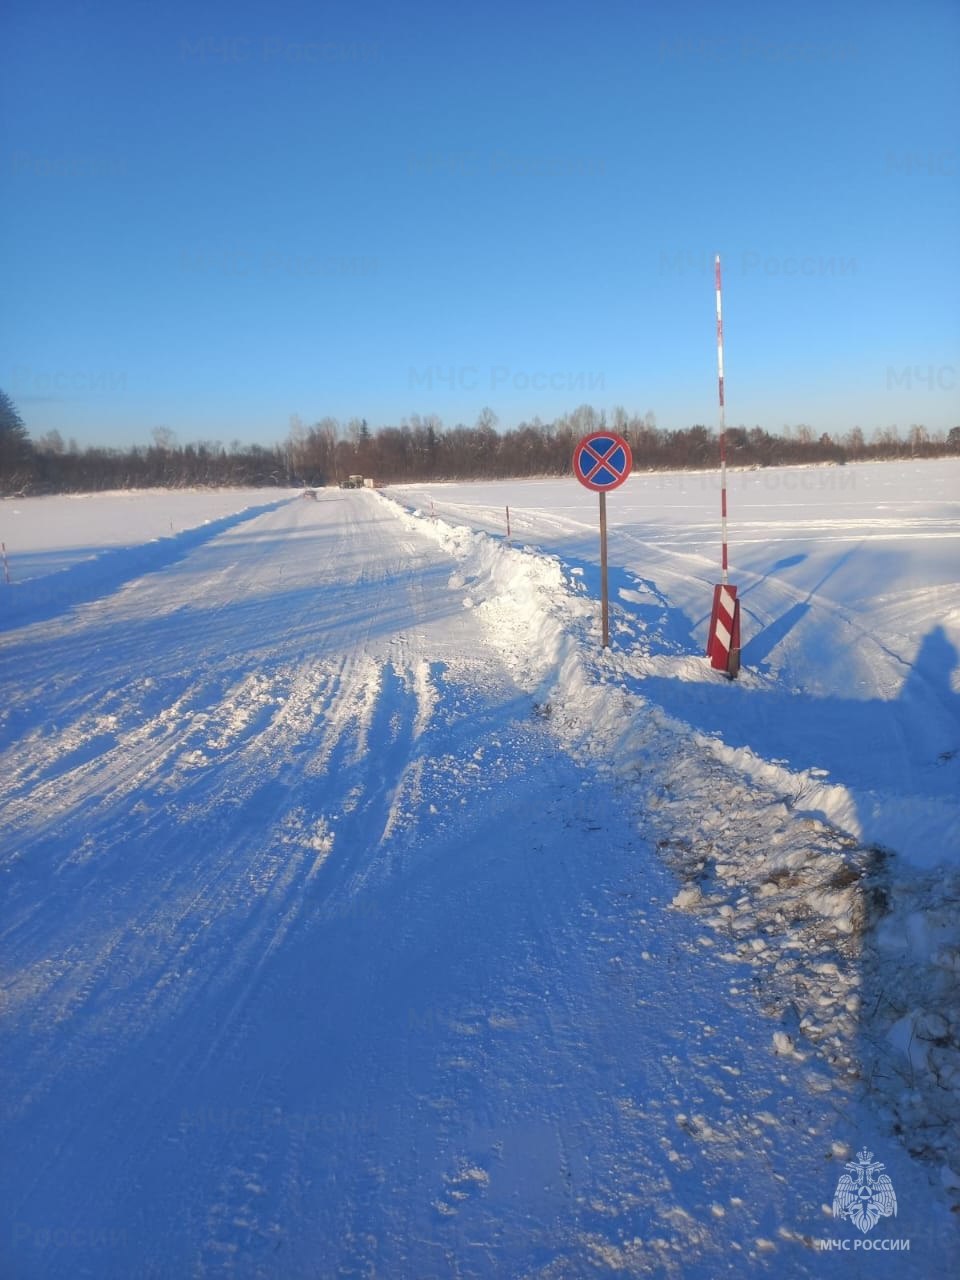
top-left (706, 254), bottom-right (741, 677)
top-left (716, 254), bottom-right (729, 586)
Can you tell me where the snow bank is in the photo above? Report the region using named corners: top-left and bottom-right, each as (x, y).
top-left (391, 461), bottom-right (960, 871)
top-left (377, 485), bottom-right (960, 1207)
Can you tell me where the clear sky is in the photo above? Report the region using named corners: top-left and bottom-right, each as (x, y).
top-left (2, 0), bottom-right (958, 448)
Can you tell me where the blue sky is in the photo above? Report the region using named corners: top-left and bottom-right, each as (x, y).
top-left (2, 0), bottom-right (958, 447)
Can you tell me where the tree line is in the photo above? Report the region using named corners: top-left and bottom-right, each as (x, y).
top-left (1, 390), bottom-right (957, 496)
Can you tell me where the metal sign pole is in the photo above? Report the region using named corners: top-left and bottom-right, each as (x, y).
top-left (600, 491), bottom-right (609, 648)
top-left (571, 430), bottom-right (632, 652)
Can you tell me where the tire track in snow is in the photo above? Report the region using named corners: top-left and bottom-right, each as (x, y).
top-left (1, 496), bottom-right (470, 1244)
top-left (0, 507), bottom-right (402, 1273)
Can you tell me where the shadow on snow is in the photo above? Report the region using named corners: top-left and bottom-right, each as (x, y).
top-left (0, 498), bottom-right (292, 632)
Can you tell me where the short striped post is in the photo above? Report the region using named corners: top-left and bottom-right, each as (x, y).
top-left (707, 254), bottom-right (741, 676)
top-left (1, 542), bottom-right (10, 586)
top-left (707, 583), bottom-right (740, 676)
top-left (505, 505), bottom-right (511, 542)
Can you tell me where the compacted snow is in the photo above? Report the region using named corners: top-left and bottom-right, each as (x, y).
top-left (1, 463), bottom-right (958, 1278)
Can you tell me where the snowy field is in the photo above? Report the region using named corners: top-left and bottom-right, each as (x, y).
top-left (1, 462), bottom-right (958, 1278)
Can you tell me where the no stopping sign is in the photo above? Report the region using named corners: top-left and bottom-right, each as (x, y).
top-left (572, 433), bottom-right (633, 491)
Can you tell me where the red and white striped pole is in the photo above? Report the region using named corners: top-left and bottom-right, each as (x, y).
top-left (716, 254), bottom-right (729, 586)
top-left (707, 254), bottom-right (741, 677)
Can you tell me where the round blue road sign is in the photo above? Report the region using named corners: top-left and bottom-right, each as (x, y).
top-left (572, 432), bottom-right (633, 492)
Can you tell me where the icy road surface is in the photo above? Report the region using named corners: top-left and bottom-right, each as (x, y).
top-left (1, 485), bottom-right (956, 1277)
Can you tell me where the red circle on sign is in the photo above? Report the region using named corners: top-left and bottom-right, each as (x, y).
top-left (572, 432), bottom-right (633, 492)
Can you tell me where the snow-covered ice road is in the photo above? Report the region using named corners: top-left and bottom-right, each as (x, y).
top-left (0, 491), bottom-right (953, 1277)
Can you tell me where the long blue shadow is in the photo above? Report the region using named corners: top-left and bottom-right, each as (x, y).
top-left (0, 499), bottom-right (292, 632)
top-left (742, 601), bottom-right (810, 666)
top-left (740, 544), bottom-right (861, 671)
top-left (739, 554), bottom-right (808, 599)
top-left (638, 624), bottom-right (960, 823)
top-left (558, 551), bottom-right (700, 656)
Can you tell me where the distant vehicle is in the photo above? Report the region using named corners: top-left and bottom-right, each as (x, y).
top-left (339, 475), bottom-right (365, 489)
top-left (301, 489), bottom-right (318, 500)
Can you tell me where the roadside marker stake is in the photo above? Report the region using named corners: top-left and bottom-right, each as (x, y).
top-left (707, 582), bottom-right (741, 677)
top-left (505, 506), bottom-right (511, 543)
top-left (1, 542), bottom-right (10, 585)
top-left (707, 254), bottom-right (741, 677)
top-left (572, 431), bottom-right (633, 648)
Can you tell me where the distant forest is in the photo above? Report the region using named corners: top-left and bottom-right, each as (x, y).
top-left (1, 390), bottom-right (958, 495)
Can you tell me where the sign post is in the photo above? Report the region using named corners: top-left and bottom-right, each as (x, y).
top-left (599, 491), bottom-right (609, 646)
top-left (572, 431), bottom-right (633, 649)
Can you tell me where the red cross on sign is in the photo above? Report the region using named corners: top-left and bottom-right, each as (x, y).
top-left (572, 432), bottom-right (633, 492)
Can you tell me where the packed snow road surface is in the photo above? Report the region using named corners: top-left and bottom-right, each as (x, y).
top-left (1, 484), bottom-right (956, 1277)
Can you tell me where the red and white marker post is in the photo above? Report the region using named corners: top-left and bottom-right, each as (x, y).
top-left (706, 254), bottom-right (741, 677)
